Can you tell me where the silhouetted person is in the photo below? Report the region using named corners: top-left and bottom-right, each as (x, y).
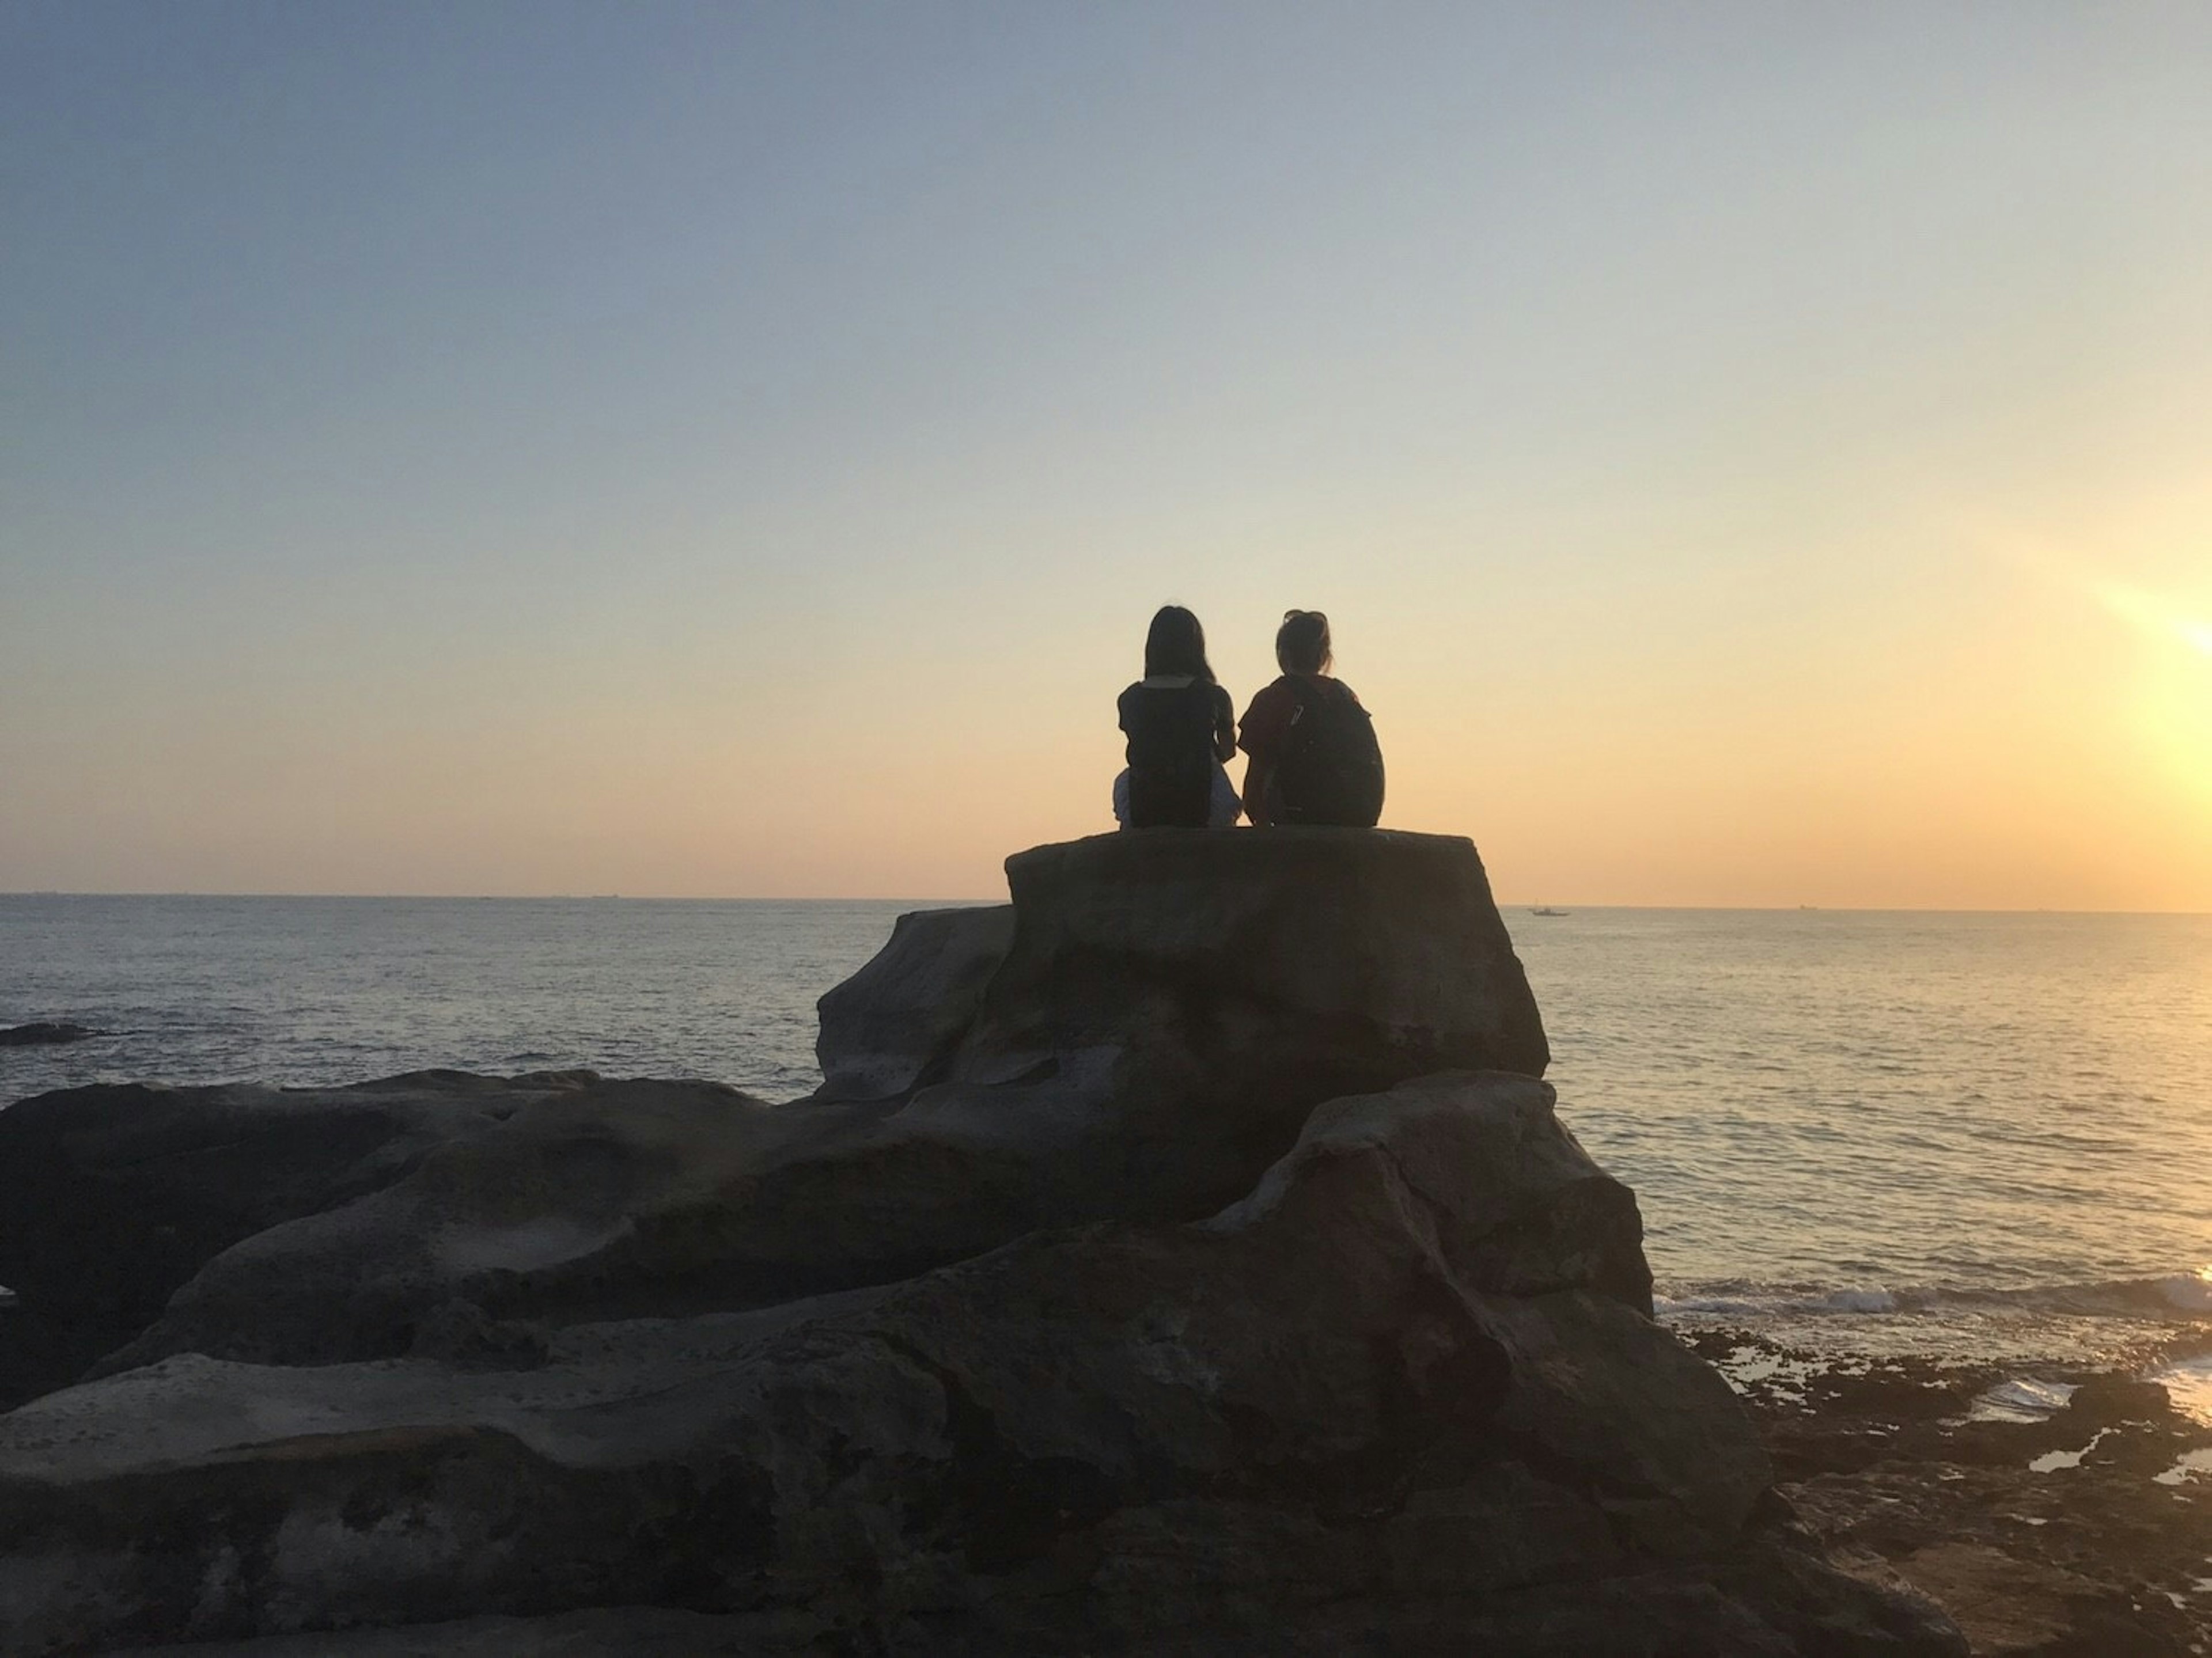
top-left (1116, 606), bottom-right (1238, 829)
top-left (1238, 609), bottom-right (1384, 827)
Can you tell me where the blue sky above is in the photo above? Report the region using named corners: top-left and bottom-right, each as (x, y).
top-left (5, 3), bottom-right (2210, 903)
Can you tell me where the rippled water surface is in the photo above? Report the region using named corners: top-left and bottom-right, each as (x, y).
top-left (5, 896), bottom-right (2209, 1357)
top-left (1515, 908), bottom-right (2212, 1299)
top-left (0, 896), bottom-right (916, 1105)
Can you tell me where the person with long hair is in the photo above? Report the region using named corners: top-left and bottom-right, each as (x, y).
top-left (1115, 605), bottom-right (1239, 829)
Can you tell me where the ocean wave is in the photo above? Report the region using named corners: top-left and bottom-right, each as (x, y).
top-left (1656, 1272), bottom-right (2212, 1325)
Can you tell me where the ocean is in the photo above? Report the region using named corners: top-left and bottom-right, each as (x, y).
top-left (5, 894), bottom-right (2208, 1405)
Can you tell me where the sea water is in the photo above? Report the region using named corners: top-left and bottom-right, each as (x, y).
top-left (4, 895), bottom-right (2207, 1379)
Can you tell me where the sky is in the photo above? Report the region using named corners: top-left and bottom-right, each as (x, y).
top-left (4, 2), bottom-right (2210, 908)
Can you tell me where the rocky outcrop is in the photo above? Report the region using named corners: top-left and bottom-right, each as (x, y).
top-left (855, 827), bottom-right (1551, 1233)
top-left (94, 832), bottom-right (1555, 1374)
top-left (814, 904), bottom-right (1014, 1101)
top-left (0, 1071), bottom-right (596, 1327)
top-left (0, 1022), bottom-right (96, 1047)
top-left (0, 829), bottom-right (1964, 1655)
top-left (89, 1076), bottom-right (862, 1372)
top-left (0, 1072), bottom-right (1947, 1655)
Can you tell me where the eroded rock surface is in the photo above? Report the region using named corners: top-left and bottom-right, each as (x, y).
top-left (0, 1070), bottom-right (594, 1327)
top-left (815, 904), bottom-right (1014, 1102)
top-left (0, 831), bottom-right (1964, 1655)
top-left (102, 832), bottom-right (1555, 1374)
top-left (0, 1072), bottom-right (1948, 1656)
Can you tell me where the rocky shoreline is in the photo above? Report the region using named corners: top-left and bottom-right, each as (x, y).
top-left (0, 830), bottom-right (2037, 1652)
top-left (1678, 1330), bottom-right (2212, 1655)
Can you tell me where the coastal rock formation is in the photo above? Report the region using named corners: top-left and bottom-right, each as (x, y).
top-left (0, 1022), bottom-right (96, 1047)
top-left (96, 831), bottom-right (1556, 1373)
top-left (0, 1073), bottom-right (1942, 1655)
top-left (813, 902), bottom-right (1014, 1101)
top-left (0, 1070), bottom-right (594, 1327)
top-left (1685, 1331), bottom-right (2212, 1654)
top-left (0, 830), bottom-right (1964, 1655)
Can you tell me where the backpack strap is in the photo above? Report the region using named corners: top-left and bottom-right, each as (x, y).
top-left (1285, 674), bottom-right (1331, 720)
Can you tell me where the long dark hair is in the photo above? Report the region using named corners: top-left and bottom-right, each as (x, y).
top-left (1143, 605), bottom-right (1215, 681)
top-left (1276, 609), bottom-right (1332, 675)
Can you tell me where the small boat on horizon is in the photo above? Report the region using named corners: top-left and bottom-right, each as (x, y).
top-left (1528, 906), bottom-right (1569, 917)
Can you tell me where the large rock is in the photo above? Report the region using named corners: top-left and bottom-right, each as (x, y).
top-left (106, 832), bottom-right (1553, 1372)
top-left (0, 1073), bottom-right (1956, 1656)
top-left (0, 1071), bottom-right (596, 1327)
top-left (859, 827), bottom-right (1551, 1223)
top-left (0, 1022), bottom-right (96, 1048)
top-left (93, 1076), bottom-right (844, 1372)
top-left (0, 832), bottom-right (1967, 1653)
top-left (814, 904), bottom-right (1014, 1102)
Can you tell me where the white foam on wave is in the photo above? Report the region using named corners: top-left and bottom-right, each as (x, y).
top-left (2157, 1273), bottom-right (2212, 1314)
top-left (1656, 1286), bottom-right (1899, 1318)
top-left (1970, 1377), bottom-right (2078, 1423)
top-left (2148, 1352), bottom-right (2212, 1427)
top-left (1660, 1270), bottom-right (2212, 1331)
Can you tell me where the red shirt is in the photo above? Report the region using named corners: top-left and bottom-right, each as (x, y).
top-left (1238, 674), bottom-right (1363, 762)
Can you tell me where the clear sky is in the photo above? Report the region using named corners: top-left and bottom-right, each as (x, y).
top-left (5, 2), bottom-right (2209, 907)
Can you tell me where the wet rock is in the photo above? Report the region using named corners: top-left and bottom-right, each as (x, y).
top-left (1686, 1332), bottom-right (2212, 1655)
top-left (0, 1021), bottom-right (96, 1046)
top-left (2060, 1374), bottom-right (2172, 1426)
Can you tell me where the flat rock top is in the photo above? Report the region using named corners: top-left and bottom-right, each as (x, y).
top-left (1007, 824), bottom-right (1490, 883)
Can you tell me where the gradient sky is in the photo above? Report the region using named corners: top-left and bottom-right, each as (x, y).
top-left (5, 2), bottom-right (2210, 906)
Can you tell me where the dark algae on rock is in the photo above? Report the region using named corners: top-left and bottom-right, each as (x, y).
top-left (0, 1023), bottom-right (97, 1048)
top-left (0, 831), bottom-right (1964, 1655)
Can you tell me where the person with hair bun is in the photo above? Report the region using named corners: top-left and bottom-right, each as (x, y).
top-left (1238, 609), bottom-right (1385, 828)
top-left (1114, 605), bottom-right (1240, 829)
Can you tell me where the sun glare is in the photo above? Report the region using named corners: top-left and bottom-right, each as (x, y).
top-left (2092, 581), bottom-right (2212, 659)
top-left (2070, 576), bottom-right (2212, 811)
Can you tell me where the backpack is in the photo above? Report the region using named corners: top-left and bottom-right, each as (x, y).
top-left (1275, 678), bottom-right (1384, 827)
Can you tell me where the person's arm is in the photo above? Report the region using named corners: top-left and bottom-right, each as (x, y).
top-left (1241, 755), bottom-right (1274, 826)
top-left (1213, 688), bottom-right (1236, 763)
top-left (1236, 680), bottom-right (1287, 826)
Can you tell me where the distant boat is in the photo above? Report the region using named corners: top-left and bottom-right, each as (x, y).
top-left (1528, 906), bottom-right (1569, 917)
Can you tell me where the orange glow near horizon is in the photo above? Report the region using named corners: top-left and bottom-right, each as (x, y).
top-left (6, 10), bottom-right (2212, 911)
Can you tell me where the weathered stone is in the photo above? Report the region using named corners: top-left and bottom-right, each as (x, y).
top-left (104, 833), bottom-right (1554, 1373)
top-left (888, 827), bottom-right (1550, 1228)
top-left (0, 1072), bottom-right (1952, 1656)
top-left (100, 1609), bottom-right (834, 1656)
top-left (0, 833), bottom-right (1968, 1654)
top-left (0, 1071), bottom-right (594, 1326)
top-left (94, 1076), bottom-right (824, 1371)
top-left (814, 904), bottom-right (1014, 1102)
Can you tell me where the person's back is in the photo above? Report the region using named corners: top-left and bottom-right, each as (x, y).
top-left (1118, 606), bottom-right (1237, 829)
top-left (1238, 609), bottom-right (1385, 828)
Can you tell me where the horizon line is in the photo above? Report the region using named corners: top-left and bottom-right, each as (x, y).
top-left (2, 891), bottom-right (2206, 919)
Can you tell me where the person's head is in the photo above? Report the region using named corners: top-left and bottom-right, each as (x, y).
top-left (1143, 605), bottom-right (1215, 681)
top-left (1276, 609), bottom-right (1332, 676)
